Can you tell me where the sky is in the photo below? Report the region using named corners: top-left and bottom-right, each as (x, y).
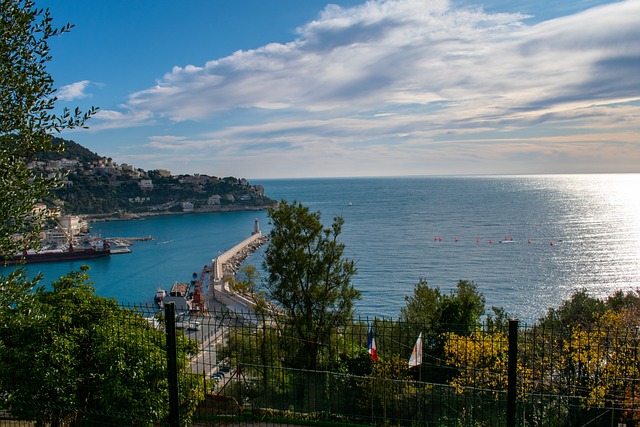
top-left (41, 0), bottom-right (640, 179)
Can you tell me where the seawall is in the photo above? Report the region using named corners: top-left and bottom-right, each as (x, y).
top-left (208, 223), bottom-right (268, 313)
top-left (211, 232), bottom-right (267, 282)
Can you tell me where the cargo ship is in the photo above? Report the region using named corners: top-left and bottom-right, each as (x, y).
top-left (5, 241), bottom-right (111, 265)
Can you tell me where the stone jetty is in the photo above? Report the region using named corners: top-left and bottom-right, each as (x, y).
top-left (219, 234), bottom-right (268, 277)
top-left (211, 219), bottom-right (268, 282)
top-left (208, 219), bottom-right (268, 313)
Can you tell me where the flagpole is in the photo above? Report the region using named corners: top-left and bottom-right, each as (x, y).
top-left (408, 332), bottom-right (424, 419)
top-left (418, 356), bottom-right (422, 420)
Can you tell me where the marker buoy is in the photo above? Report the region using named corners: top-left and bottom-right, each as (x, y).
top-left (489, 239), bottom-right (493, 244)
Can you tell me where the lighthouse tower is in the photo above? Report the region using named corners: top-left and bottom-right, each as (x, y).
top-left (253, 218), bottom-right (261, 235)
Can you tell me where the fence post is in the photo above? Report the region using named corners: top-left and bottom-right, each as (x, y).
top-left (165, 302), bottom-right (181, 427)
top-left (507, 319), bottom-right (518, 427)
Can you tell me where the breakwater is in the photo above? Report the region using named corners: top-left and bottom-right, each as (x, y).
top-left (211, 219), bottom-right (268, 281)
top-left (207, 219), bottom-right (268, 313)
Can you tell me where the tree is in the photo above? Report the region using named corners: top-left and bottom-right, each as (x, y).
top-left (398, 279), bottom-right (486, 383)
top-left (222, 316), bottom-right (287, 405)
top-left (399, 279), bottom-right (485, 333)
top-left (1, 0), bottom-right (96, 260)
top-left (531, 290), bottom-right (640, 425)
top-left (232, 264), bottom-right (261, 297)
top-left (399, 278), bottom-right (443, 328)
top-left (263, 200), bottom-right (360, 371)
top-left (0, 4), bottom-right (208, 425)
top-left (537, 288), bottom-right (606, 332)
top-left (0, 267), bottom-right (204, 426)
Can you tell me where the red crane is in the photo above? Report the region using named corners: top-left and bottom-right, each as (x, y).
top-left (191, 265), bottom-right (209, 314)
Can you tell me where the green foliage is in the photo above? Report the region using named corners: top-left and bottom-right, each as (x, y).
top-left (359, 354), bottom-right (424, 423)
top-left (399, 278), bottom-right (485, 333)
top-left (604, 289), bottom-right (640, 312)
top-left (0, 266), bottom-right (203, 426)
top-left (0, 0), bottom-right (96, 259)
top-left (36, 137), bottom-right (102, 163)
top-left (485, 305), bottom-right (511, 333)
top-left (263, 200), bottom-right (360, 371)
top-left (537, 288), bottom-right (606, 331)
top-left (397, 279), bottom-right (486, 384)
top-left (232, 264), bottom-right (261, 296)
top-left (223, 319), bottom-right (289, 402)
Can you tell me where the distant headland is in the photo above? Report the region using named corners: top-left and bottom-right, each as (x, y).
top-left (34, 138), bottom-right (278, 220)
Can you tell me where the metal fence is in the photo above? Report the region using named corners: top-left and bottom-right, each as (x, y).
top-left (2, 303), bottom-right (640, 426)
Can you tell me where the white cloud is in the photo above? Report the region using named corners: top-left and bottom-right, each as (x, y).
top-left (121, 0), bottom-right (639, 125)
top-left (145, 135), bottom-right (209, 150)
top-left (95, 0), bottom-right (640, 177)
top-left (57, 80), bottom-right (91, 101)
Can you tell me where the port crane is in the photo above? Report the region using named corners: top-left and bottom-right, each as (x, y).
top-left (191, 265), bottom-right (209, 314)
top-left (53, 218), bottom-right (77, 252)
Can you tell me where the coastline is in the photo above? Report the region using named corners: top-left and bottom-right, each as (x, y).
top-left (82, 204), bottom-right (274, 223)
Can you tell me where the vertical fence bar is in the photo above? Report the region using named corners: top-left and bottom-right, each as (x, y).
top-left (165, 302), bottom-right (181, 427)
top-left (507, 319), bottom-right (518, 427)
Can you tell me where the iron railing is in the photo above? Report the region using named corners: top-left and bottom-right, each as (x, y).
top-left (2, 303), bottom-right (640, 426)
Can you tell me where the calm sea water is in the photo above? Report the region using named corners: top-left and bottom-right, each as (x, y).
top-left (4, 174), bottom-right (640, 323)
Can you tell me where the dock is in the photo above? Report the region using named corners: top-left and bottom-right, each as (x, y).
top-left (183, 220), bottom-right (270, 376)
top-left (208, 219), bottom-right (268, 313)
top-left (107, 236), bottom-right (155, 243)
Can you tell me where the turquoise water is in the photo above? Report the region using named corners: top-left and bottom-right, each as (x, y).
top-left (4, 174), bottom-right (640, 323)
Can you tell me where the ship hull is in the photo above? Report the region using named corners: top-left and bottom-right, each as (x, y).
top-left (5, 248), bottom-right (111, 265)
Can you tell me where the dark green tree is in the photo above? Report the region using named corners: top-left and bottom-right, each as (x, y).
top-left (1, 4), bottom-right (205, 424)
top-left (0, 267), bottom-right (203, 426)
top-left (537, 288), bottom-right (605, 332)
top-left (399, 278), bottom-right (485, 333)
top-left (232, 264), bottom-right (261, 297)
top-left (1, 0), bottom-right (96, 260)
top-left (399, 278), bottom-right (443, 328)
top-left (263, 200), bottom-right (360, 371)
top-left (398, 278), bottom-right (486, 383)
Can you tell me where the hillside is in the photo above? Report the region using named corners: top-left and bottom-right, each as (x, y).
top-left (34, 138), bottom-right (277, 216)
top-left (37, 138), bottom-right (103, 163)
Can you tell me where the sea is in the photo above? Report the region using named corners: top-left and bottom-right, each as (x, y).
top-left (3, 174), bottom-right (640, 324)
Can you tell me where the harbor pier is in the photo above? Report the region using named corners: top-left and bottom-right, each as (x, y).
top-left (211, 219), bottom-right (265, 282)
top-left (208, 219), bottom-right (268, 312)
top-left (186, 220), bottom-right (269, 376)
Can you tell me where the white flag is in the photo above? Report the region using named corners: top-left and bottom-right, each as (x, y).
top-left (408, 332), bottom-right (423, 367)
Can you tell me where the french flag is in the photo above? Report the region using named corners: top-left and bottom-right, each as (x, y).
top-left (367, 326), bottom-right (379, 362)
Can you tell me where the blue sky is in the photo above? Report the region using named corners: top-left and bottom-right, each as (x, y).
top-left (43, 0), bottom-right (640, 179)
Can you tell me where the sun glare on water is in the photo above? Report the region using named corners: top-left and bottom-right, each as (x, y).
top-left (571, 174), bottom-right (640, 297)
